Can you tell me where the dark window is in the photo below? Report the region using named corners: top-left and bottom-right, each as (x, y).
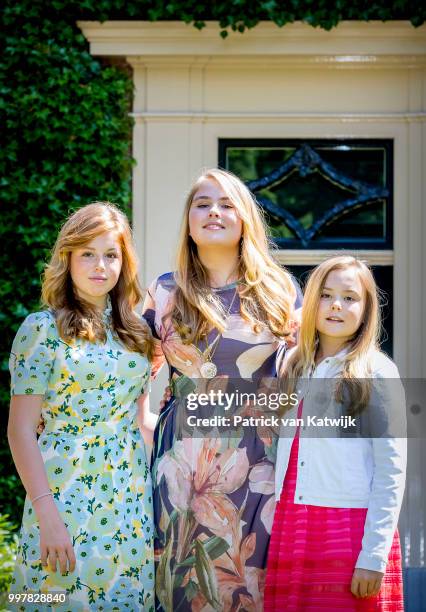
top-left (219, 138), bottom-right (394, 355)
top-left (219, 139), bottom-right (393, 250)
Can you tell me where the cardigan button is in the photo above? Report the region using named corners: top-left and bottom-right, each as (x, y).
top-left (300, 461), bottom-right (305, 467)
top-left (299, 495), bottom-right (303, 500)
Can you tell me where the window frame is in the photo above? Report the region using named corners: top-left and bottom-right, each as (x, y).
top-left (219, 138), bottom-right (394, 251)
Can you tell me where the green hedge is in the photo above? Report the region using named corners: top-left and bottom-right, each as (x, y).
top-left (1, 0), bottom-right (424, 525)
top-left (0, 514), bottom-right (18, 593)
top-left (1, 1), bottom-right (135, 521)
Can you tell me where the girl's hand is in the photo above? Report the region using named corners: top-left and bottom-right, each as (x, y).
top-left (8, 396), bottom-right (75, 575)
top-left (159, 386), bottom-right (172, 412)
top-left (351, 567), bottom-right (384, 598)
top-left (36, 416), bottom-right (45, 435)
top-left (38, 505), bottom-right (76, 575)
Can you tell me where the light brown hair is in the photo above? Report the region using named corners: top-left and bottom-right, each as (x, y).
top-left (281, 255), bottom-right (381, 414)
top-left (42, 202), bottom-right (152, 357)
top-left (171, 168), bottom-right (297, 343)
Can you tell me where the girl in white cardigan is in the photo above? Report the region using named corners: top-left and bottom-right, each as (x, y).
top-left (265, 255), bottom-right (406, 612)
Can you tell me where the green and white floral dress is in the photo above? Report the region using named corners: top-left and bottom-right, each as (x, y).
top-left (9, 310), bottom-right (154, 611)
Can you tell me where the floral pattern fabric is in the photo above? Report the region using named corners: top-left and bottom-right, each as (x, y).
top-left (9, 311), bottom-right (154, 611)
top-left (144, 273), bottom-right (299, 611)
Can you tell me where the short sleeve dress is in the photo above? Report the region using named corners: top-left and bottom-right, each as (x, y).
top-left (9, 310), bottom-right (154, 612)
top-left (143, 272), bottom-right (301, 612)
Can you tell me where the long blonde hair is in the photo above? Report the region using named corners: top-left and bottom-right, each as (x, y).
top-left (281, 255), bottom-right (381, 414)
top-left (42, 202), bottom-right (153, 357)
top-left (172, 168), bottom-right (296, 342)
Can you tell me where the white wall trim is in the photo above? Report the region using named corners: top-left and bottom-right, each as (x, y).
top-left (78, 21), bottom-right (426, 60)
top-left (126, 56), bottom-right (426, 69)
top-left (131, 112), bottom-right (426, 124)
top-left (274, 250), bottom-right (394, 266)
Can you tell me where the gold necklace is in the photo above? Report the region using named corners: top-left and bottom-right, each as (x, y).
top-left (200, 288), bottom-right (238, 379)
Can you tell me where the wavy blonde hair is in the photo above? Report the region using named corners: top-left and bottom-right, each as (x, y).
top-left (42, 202), bottom-right (153, 358)
top-left (281, 255), bottom-right (381, 414)
top-left (171, 168), bottom-right (296, 343)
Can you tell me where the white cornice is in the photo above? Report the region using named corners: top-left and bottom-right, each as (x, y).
top-left (78, 21), bottom-right (426, 63)
top-left (126, 55), bottom-right (426, 69)
top-left (131, 111), bottom-right (426, 123)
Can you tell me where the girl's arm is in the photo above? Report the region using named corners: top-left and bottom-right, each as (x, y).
top-left (356, 434), bottom-right (406, 563)
top-left (142, 280), bottom-right (167, 379)
top-left (351, 433), bottom-right (406, 598)
top-left (137, 392), bottom-right (158, 450)
top-left (8, 395), bottom-right (76, 575)
top-left (352, 364), bottom-right (407, 595)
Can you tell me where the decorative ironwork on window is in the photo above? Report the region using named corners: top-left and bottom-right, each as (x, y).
top-left (219, 139), bottom-right (393, 250)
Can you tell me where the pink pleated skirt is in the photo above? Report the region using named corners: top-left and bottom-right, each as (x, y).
top-left (265, 420), bottom-right (404, 611)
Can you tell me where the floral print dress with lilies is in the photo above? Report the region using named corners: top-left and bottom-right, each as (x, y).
top-left (9, 310), bottom-right (154, 611)
top-left (144, 273), bottom-right (300, 612)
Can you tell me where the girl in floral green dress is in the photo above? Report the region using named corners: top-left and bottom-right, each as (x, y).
top-left (8, 203), bottom-right (155, 611)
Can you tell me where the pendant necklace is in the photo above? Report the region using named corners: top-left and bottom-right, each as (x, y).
top-left (200, 287), bottom-right (238, 379)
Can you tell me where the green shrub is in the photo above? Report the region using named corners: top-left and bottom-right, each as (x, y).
top-left (0, 514), bottom-right (18, 593)
top-left (1, 2), bottom-right (135, 521)
top-left (0, 473), bottom-right (26, 526)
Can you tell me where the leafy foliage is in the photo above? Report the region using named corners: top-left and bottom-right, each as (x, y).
top-left (1, 0), bottom-right (424, 525)
top-left (0, 514), bottom-right (18, 592)
top-left (1, 1), bottom-right (134, 521)
top-left (141, 0), bottom-right (426, 34)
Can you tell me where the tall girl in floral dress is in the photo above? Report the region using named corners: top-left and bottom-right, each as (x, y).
top-left (266, 255), bottom-right (406, 611)
top-left (8, 203), bottom-right (155, 611)
top-left (142, 168), bottom-right (302, 611)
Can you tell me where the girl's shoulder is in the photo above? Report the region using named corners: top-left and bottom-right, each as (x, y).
top-left (18, 310), bottom-right (57, 333)
top-left (11, 310), bottom-right (59, 361)
top-left (369, 349), bottom-right (400, 379)
top-left (157, 271), bottom-right (175, 283)
top-left (145, 273), bottom-right (177, 323)
top-left (157, 271), bottom-right (176, 286)
top-left (148, 272), bottom-right (176, 296)
top-left (285, 345), bottom-right (298, 361)
top-left (277, 345), bottom-right (298, 373)
top-left (290, 275), bottom-right (303, 309)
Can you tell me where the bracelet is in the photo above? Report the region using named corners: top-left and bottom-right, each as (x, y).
top-left (31, 492), bottom-right (53, 504)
